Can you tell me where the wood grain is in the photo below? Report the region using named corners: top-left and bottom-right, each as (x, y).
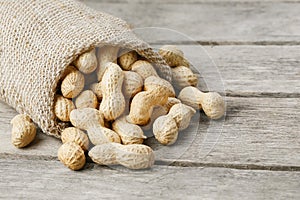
top-left (82, 0), bottom-right (300, 3)
top-left (146, 96), bottom-right (300, 168)
top-left (1, 96), bottom-right (299, 168)
top-left (0, 102), bottom-right (60, 160)
top-left (0, 1), bottom-right (299, 198)
top-left (0, 159), bottom-right (299, 199)
top-left (141, 45), bottom-right (299, 97)
top-left (82, 1), bottom-right (300, 43)
top-left (191, 45), bottom-right (300, 97)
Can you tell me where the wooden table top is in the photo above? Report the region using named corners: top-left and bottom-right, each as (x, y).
top-left (1, 0), bottom-right (299, 199)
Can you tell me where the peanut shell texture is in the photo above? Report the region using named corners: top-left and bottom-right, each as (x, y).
top-left (99, 62), bottom-right (125, 121)
top-left (74, 49), bottom-right (98, 74)
top-left (131, 60), bottom-right (158, 80)
top-left (54, 95), bottom-right (75, 122)
top-left (75, 90), bottom-right (98, 109)
top-left (118, 50), bottom-right (138, 70)
top-left (11, 114), bottom-right (37, 148)
top-left (172, 66), bottom-right (198, 90)
top-left (112, 116), bottom-right (146, 145)
top-left (61, 127), bottom-right (89, 151)
top-left (159, 45), bottom-right (183, 67)
top-left (58, 142), bottom-right (86, 171)
top-left (61, 67), bottom-right (85, 98)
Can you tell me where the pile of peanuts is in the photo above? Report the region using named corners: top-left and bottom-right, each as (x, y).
top-left (10, 45), bottom-right (225, 170)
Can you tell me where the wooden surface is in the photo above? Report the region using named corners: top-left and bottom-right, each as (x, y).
top-left (1, 0), bottom-right (300, 199)
top-left (83, 0), bottom-right (300, 44)
top-left (1, 159), bottom-right (300, 200)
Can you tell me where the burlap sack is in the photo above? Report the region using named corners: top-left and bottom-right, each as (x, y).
top-left (0, 0), bottom-right (171, 138)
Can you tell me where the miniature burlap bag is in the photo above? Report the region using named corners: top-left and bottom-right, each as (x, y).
top-left (0, 0), bottom-right (171, 138)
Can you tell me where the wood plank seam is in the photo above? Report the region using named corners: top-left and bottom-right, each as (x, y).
top-left (2, 153), bottom-right (300, 172)
top-left (167, 161), bottom-right (300, 171)
top-left (80, 0), bottom-right (300, 4)
top-left (223, 92), bottom-right (300, 98)
top-left (148, 41), bottom-right (300, 46)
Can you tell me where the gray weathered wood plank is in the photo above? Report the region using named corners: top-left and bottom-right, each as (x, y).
top-left (145, 96), bottom-right (300, 168)
top-left (178, 96), bottom-right (300, 168)
top-left (1, 96), bottom-right (299, 168)
top-left (0, 159), bottom-right (299, 199)
top-left (82, 1), bottom-right (300, 43)
top-left (140, 45), bottom-right (299, 97)
top-left (82, 0), bottom-right (300, 4)
top-left (0, 103), bottom-right (60, 160)
top-left (190, 45), bottom-right (300, 97)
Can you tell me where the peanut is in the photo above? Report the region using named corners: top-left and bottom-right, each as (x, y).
top-left (131, 60), bottom-right (158, 80)
top-left (87, 126), bottom-right (121, 145)
top-left (90, 82), bottom-right (103, 100)
top-left (142, 97), bottom-right (181, 131)
top-left (70, 108), bottom-right (120, 145)
top-left (89, 143), bottom-right (155, 169)
top-left (164, 97), bottom-right (181, 111)
top-left (96, 45), bottom-right (119, 81)
top-left (75, 90), bottom-right (98, 109)
top-left (122, 71), bottom-right (144, 113)
top-left (61, 66), bottom-right (85, 98)
top-left (158, 45), bottom-right (190, 67)
top-left (54, 95), bottom-right (75, 122)
top-left (153, 115), bottom-right (178, 145)
top-left (69, 107), bottom-right (104, 130)
top-left (141, 105), bottom-right (168, 131)
top-left (11, 114), bottom-right (37, 148)
top-left (118, 49), bottom-right (138, 70)
top-left (127, 76), bottom-right (170, 125)
top-left (112, 116), bottom-right (146, 145)
top-left (178, 86), bottom-right (225, 119)
top-left (99, 62), bottom-right (125, 121)
top-left (153, 103), bottom-right (196, 145)
top-left (168, 103), bottom-right (196, 130)
top-left (144, 75), bottom-right (175, 97)
top-left (58, 142), bottom-right (86, 171)
top-left (180, 58), bottom-right (191, 68)
top-left (172, 66), bottom-right (198, 90)
top-left (61, 127), bottom-right (89, 151)
top-left (60, 65), bottom-right (77, 79)
top-left (122, 71), bottom-right (143, 99)
top-left (51, 43), bottom-right (225, 171)
top-left (74, 49), bottom-right (97, 74)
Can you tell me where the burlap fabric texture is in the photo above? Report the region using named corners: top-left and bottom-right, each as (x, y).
top-left (0, 0), bottom-right (172, 138)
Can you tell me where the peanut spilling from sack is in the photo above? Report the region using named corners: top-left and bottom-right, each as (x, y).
top-left (11, 114), bottom-right (37, 148)
top-left (9, 45), bottom-right (224, 171)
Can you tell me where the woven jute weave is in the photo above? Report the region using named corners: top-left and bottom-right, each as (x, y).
top-left (0, 0), bottom-right (171, 138)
